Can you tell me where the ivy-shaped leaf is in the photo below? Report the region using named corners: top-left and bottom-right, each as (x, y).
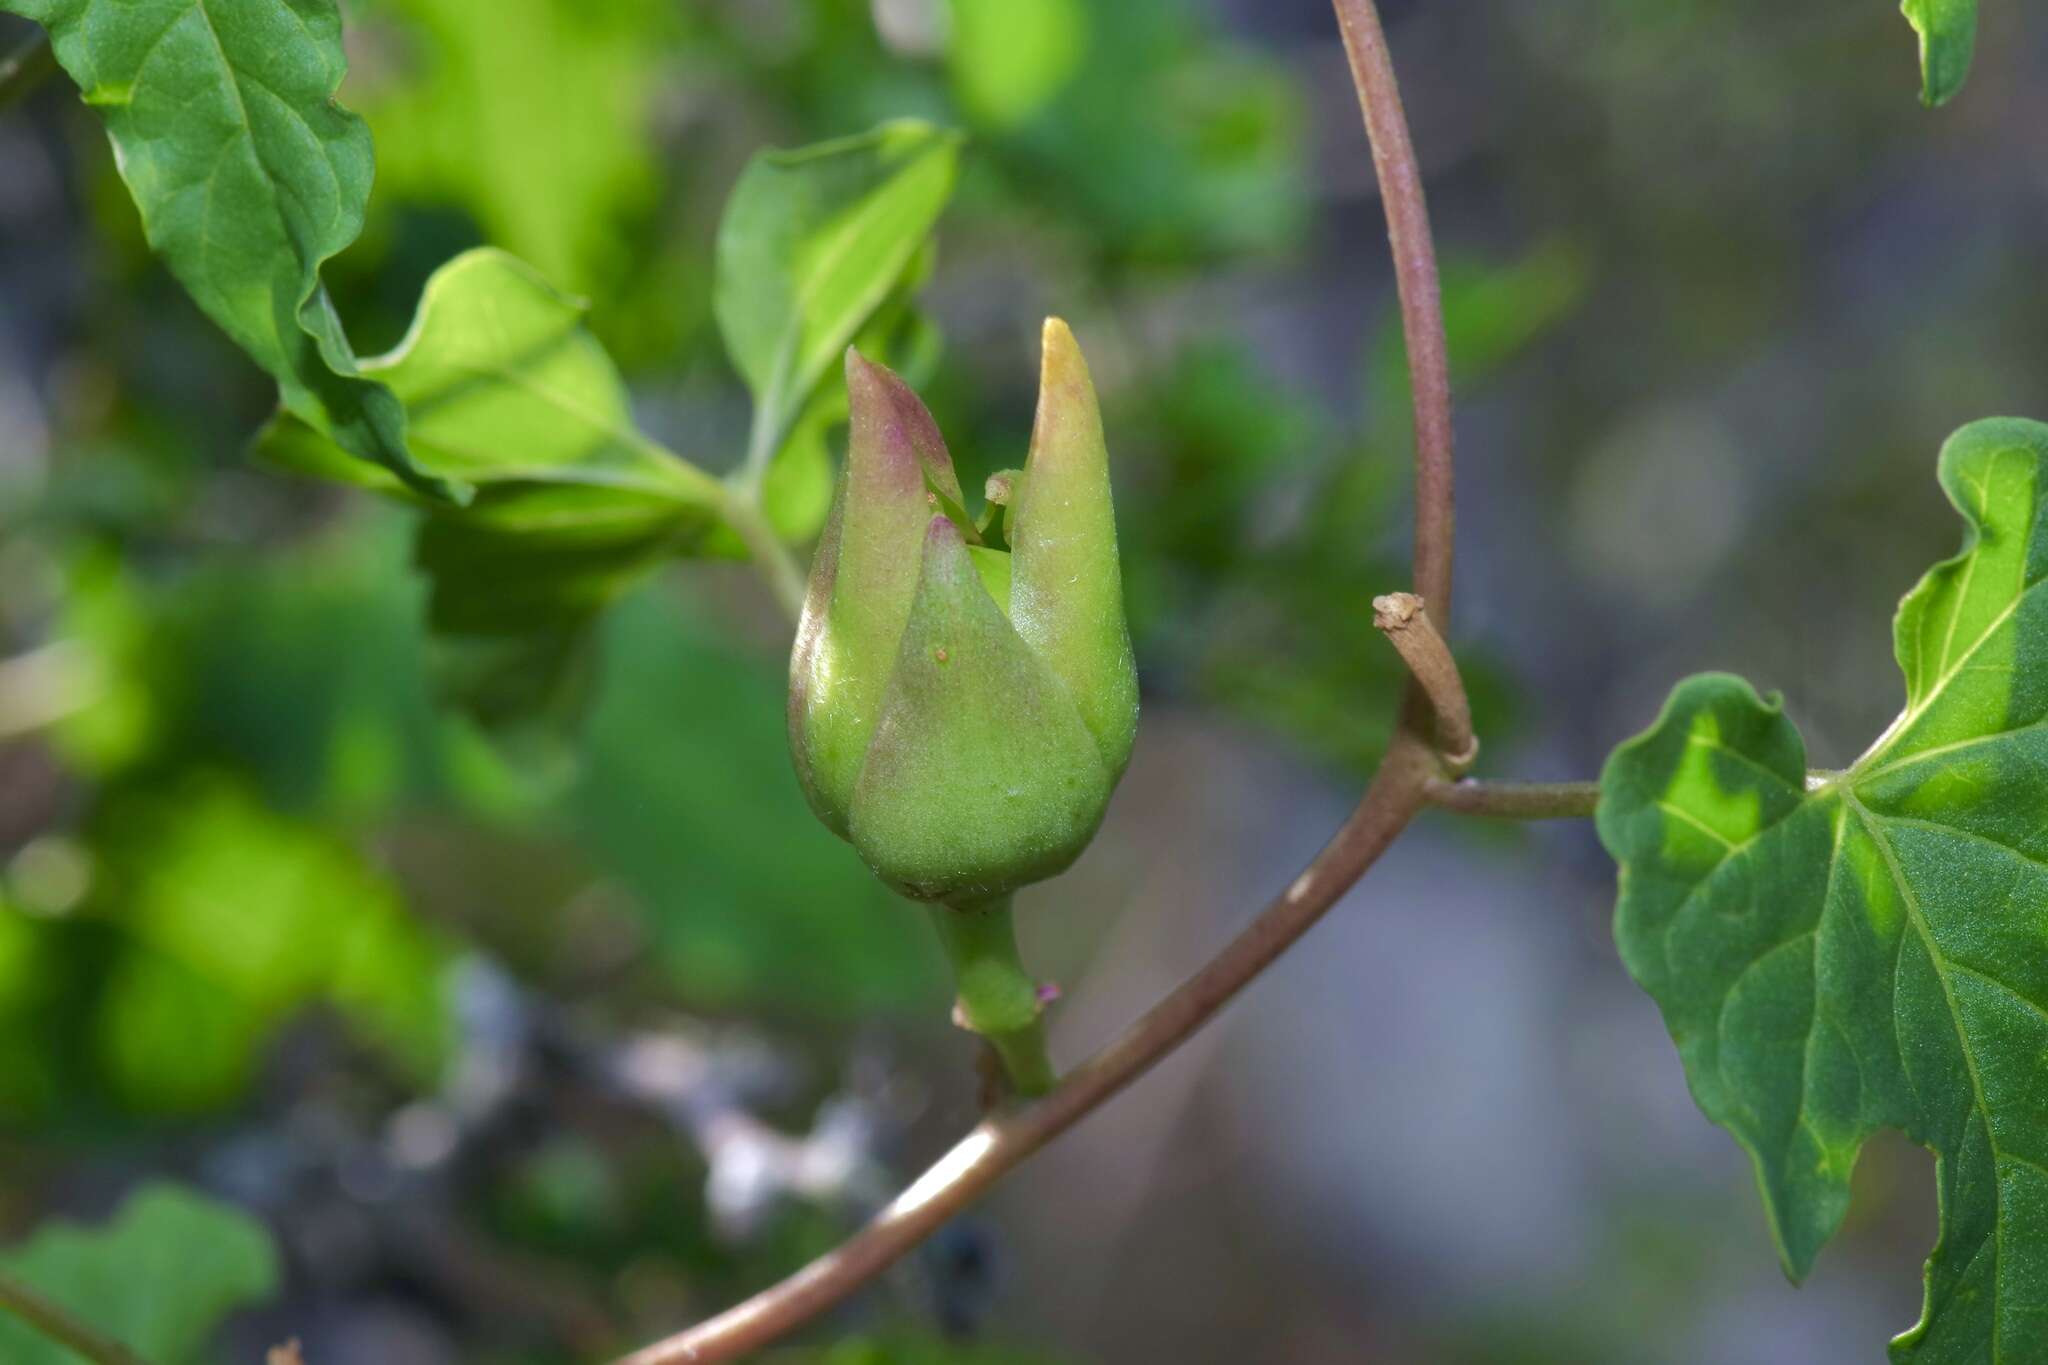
top-left (1600, 417), bottom-right (2048, 1361)
top-left (5, 0), bottom-right (454, 498)
top-left (1903, 0), bottom-right (1981, 106)
top-left (715, 120), bottom-right (963, 487)
top-left (257, 247), bottom-right (729, 724)
top-left (0, 1183), bottom-right (278, 1363)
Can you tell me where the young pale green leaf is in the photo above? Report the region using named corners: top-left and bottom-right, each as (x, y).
top-left (946, 0), bottom-right (1089, 128)
top-left (1600, 418), bottom-right (2048, 1362)
top-left (0, 1183), bottom-right (278, 1363)
top-left (4, 0), bottom-right (454, 498)
top-left (260, 249), bottom-right (720, 503)
top-left (761, 258), bottom-right (945, 544)
top-left (715, 120), bottom-right (963, 484)
top-left (256, 248), bottom-right (730, 724)
top-left (1902, 0), bottom-right (1980, 106)
top-left (349, 0), bottom-right (672, 292)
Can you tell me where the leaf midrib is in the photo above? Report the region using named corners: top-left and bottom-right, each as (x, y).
top-left (1857, 441), bottom-right (2048, 780)
top-left (1856, 579), bottom-right (2037, 776)
top-left (191, 0), bottom-right (280, 307)
top-left (742, 140), bottom-right (949, 473)
top-left (392, 359), bottom-right (719, 504)
top-left (782, 163), bottom-right (930, 393)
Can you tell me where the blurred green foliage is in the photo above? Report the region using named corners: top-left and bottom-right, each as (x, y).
top-left (350, 0), bottom-right (679, 294)
top-left (0, 0), bottom-right (1606, 1357)
top-left (257, 247), bottom-right (739, 730)
top-left (573, 589), bottom-right (934, 1013)
top-left (0, 1184), bottom-right (278, 1363)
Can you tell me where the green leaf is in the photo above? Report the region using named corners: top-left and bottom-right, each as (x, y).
top-left (573, 590), bottom-right (938, 1016)
top-left (1903, 0), bottom-right (1980, 106)
top-left (761, 252), bottom-right (945, 545)
top-left (946, 0), bottom-right (1089, 128)
top-left (5, 0), bottom-right (453, 498)
top-left (0, 1183), bottom-right (278, 1363)
top-left (256, 248), bottom-right (730, 724)
top-left (965, 0), bottom-right (1306, 262)
top-left (715, 120), bottom-right (963, 486)
top-left (1599, 417), bottom-right (2048, 1361)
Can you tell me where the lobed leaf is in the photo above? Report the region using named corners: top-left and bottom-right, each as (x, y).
top-left (4, 0), bottom-right (454, 497)
top-left (1600, 418), bottom-right (2048, 1361)
top-left (0, 1183), bottom-right (278, 1364)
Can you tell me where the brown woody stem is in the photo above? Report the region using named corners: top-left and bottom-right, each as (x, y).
top-left (1336, 0), bottom-right (1453, 617)
top-left (1372, 593), bottom-right (1475, 770)
top-left (610, 3), bottom-right (1457, 1359)
top-left (611, 741), bottom-right (1436, 1365)
top-left (1422, 777), bottom-right (1601, 820)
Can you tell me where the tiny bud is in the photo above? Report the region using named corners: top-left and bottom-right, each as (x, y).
top-left (1372, 591), bottom-right (1424, 631)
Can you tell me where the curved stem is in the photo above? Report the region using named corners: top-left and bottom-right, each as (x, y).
top-left (612, 739), bottom-right (1436, 1365)
top-left (1335, 0), bottom-right (1454, 619)
top-left (0, 27), bottom-right (54, 110)
top-left (0, 1269), bottom-right (150, 1365)
top-left (712, 485), bottom-right (806, 624)
top-left (1423, 777), bottom-right (1601, 820)
top-left (611, 3), bottom-right (1457, 1359)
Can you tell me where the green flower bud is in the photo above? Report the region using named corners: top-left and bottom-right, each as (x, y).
top-left (789, 320), bottom-right (1138, 906)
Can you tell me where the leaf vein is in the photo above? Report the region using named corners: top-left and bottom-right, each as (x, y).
top-left (1848, 795), bottom-right (2007, 1361)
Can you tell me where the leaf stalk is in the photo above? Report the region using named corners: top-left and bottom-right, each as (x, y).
top-left (712, 484), bottom-right (807, 624)
top-left (1422, 777), bottom-right (1601, 820)
top-left (0, 1268), bottom-right (151, 1365)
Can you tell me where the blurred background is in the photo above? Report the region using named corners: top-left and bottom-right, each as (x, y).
top-left (2, 0), bottom-right (2047, 1361)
